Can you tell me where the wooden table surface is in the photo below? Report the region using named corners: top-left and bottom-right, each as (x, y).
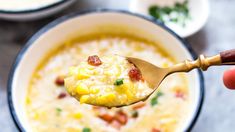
top-left (0, 0), bottom-right (234, 131)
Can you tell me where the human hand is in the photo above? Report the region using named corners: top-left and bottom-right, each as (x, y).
top-left (223, 68), bottom-right (235, 89)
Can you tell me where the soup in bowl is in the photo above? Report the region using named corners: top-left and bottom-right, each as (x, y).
top-left (8, 10), bottom-right (204, 132)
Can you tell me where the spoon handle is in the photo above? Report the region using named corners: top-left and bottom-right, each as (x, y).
top-left (220, 49), bottom-right (235, 65)
top-left (169, 49), bottom-right (235, 73)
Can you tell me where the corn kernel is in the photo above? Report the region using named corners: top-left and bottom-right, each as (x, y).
top-left (87, 66), bottom-right (94, 70)
top-left (76, 83), bottom-right (89, 95)
top-left (90, 87), bottom-right (100, 94)
top-left (26, 96), bottom-right (31, 105)
top-left (98, 93), bottom-right (115, 104)
top-left (80, 95), bottom-right (89, 103)
top-left (116, 82), bottom-right (134, 93)
top-left (33, 112), bottom-right (39, 120)
top-left (93, 70), bottom-right (99, 75)
top-left (126, 89), bottom-right (133, 99)
top-left (77, 68), bottom-right (90, 79)
top-left (115, 86), bottom-right (125, 93)
top-left (105, 93), bottom-right (115, 100)
top-left (73, 112), bottom-right (83, 119)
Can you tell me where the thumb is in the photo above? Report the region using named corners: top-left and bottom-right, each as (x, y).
top-left (223, 68), bottom-right (235, 89)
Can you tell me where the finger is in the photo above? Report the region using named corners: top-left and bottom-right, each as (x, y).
top-left (223, 68), bottom-right (235, 89)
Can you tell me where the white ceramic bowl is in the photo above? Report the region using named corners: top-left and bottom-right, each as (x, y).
top-left (7, 9), bottom-right (204, 131)
top-left (0, 0), bottom-right (75, 21)
top-left (129, 0), bottom-right (209, 37)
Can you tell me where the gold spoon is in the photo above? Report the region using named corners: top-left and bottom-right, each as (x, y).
top-left (115, 49), bottom-right (235, 108)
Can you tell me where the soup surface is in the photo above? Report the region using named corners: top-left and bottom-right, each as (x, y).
top-left (26, 35), bottom-right (190, 132)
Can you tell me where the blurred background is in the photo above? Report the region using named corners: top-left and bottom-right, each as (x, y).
top-left (0, 0), bottom-right (234, 131)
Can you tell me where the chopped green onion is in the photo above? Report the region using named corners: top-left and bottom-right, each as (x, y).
top-left (114, 78), bottom-right (124, 86)
top-left (150, 97), bottom-right (158, 106)
top-left (56, 108), bottom-right (62, 116)
top-left (131, 110), bottom-right (139, 118)
top-left (150, 91), bottom-right (163, 106)
top-left (82, 127), bottom-right (91, 132)
top-left (156, 91), bottom-right (163, 97)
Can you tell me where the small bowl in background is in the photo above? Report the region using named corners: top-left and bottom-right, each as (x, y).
top-left (0, 0), bottom-right (75, 21)
top-left (129, 0), bottom-right (209, 37)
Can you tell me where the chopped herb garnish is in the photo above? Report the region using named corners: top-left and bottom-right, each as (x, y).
top-left (114, 78), bottom-right (124, 86)
top-left (156, 91), bottom-right (163, 97)
top-left (131, 110), bottom-right (139, 118)
top-left (148, 0), bottom-right (190, 27)
top-left (151, 97), bottom-right (158, 106)
top-left (82, 127), bottom-right (91, 132)
top-left (150, 91), bottom-right (163, 106)
top-left (56, 108), bottom-right (62, 116)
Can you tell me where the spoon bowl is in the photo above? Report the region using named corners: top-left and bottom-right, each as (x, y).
top-left (125, 49), bottom-right (235, 107)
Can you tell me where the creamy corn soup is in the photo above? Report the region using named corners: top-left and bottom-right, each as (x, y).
top-left (26, 35), bottom-right (190, 132)
top-left (65, 55), bottom-right (152, 107)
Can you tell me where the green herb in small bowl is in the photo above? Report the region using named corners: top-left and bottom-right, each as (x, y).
top-left (148, 0), bottom-right (190, 27)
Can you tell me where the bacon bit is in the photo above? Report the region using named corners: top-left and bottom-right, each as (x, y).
top-left (128, 67), bottom-right (143, 81)
top-left (111, 120), bottom-right (121, 129)
top-left (114, 110), bottom-right (128, 125)
top-left (98, 113), bottom-right (114, 123)
top-left (132, 102), bottom-right (146, 110)
top-left (55, 76), bottom-right (65, 86)
top-left (152, 128), bottom-right (161, 132)
top-left (87, 55), bottom-right (102, 66)
top-left (92, 106), bottom-right (107, 113)
top-left (175, 91), bottom-right (186, 100)
top-left (57, 92), bottom-right (67, 99)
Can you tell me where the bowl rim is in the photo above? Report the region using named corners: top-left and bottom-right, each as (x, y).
top-left (0, 0), bottom-right (68, 14)
top-left (7, 9), bottom-right (204, 132)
